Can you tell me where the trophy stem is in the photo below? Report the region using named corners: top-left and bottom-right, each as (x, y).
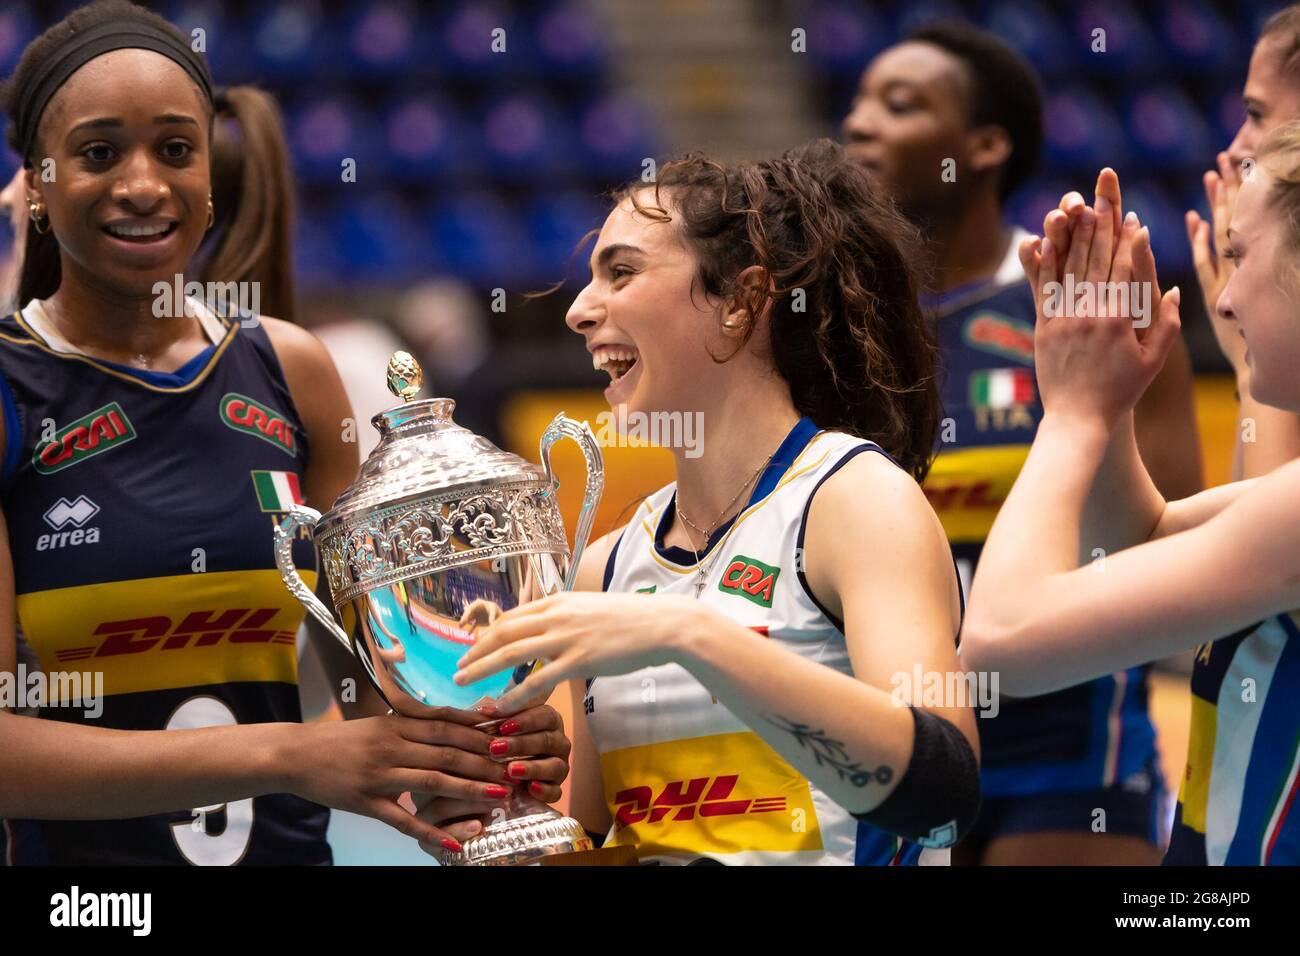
top-left (442, 786), bottom-right (593, 866)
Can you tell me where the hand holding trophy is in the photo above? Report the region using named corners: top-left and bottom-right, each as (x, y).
top-left (274, 351), bottom-right (606, 865)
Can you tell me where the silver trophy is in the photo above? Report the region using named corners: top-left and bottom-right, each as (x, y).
top-left (274, 351), bottom-right (604, 865)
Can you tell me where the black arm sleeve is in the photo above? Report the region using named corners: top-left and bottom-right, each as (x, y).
top-left (849, 706), bottom-right (980, 848)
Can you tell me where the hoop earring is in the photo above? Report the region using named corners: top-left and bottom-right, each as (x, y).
top-left (206, 196), bottom-right (215, 230)
top-left (28, 200), bottom-right (50, 235)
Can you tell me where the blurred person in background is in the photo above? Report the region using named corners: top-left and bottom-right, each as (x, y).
top-left (964, 136), bottom-right (1300, 866)
top-left (0, 168), bottom-right (26, 312)
top-left (391, 278), bottom-right (501, 444)
top-left (842, 21), bottom-right (1203, 865)
top-left (1187, 3), bottom-right (1300, 481)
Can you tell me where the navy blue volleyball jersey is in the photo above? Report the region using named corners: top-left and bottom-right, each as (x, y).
top-left (925, 231), bottom-right (1160, 803)
top-left (0, 299), bottom-right (331, 865)
top-left (1164, 615), bottom-right (1300, 865)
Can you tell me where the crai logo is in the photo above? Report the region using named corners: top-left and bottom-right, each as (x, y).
top-left (220, 392), bottom-right (295, 456)
top-left (33, 402), bottom-right (136, 474)
top-left (962, 311), bottom-right (1034, 364)
top-left (718, 554), bottom-right (779, 607)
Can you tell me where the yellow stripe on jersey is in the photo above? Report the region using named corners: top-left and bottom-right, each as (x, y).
top-left (16, 569), bottom-right (316, 698)
top-left (1178, 693), bottom-right (1218, 835)
top-left (601, 732), bottom-right (824, 857)
top-left (923, 444), bottom-right (1030, 543)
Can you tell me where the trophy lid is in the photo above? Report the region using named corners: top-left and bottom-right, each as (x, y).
top-left (320, 351), bottom-right (548, 528)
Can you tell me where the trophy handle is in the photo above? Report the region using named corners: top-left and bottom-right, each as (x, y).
top-left (539, 412), bottom-right (605, 592)
top-left (274, 503), bottom-right (354, 655)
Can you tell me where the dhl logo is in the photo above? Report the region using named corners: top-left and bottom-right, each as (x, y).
top-left (612, 774), bottom-right (787, 828)
top-left (54, 608), bottom-right (296, 663)
top-left (220, 393), bottom-right (295, 456)
top-left (923, 480), bottom-right (1005, 511)
top-left (718, 555), bottom-right (779, 607)
top-left (33, 402), bottom-right (137, 474)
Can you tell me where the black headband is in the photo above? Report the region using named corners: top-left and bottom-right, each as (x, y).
top-left (13, 19), bottom-right (214, 163)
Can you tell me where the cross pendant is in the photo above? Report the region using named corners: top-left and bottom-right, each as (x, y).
top-left (694, 574), bottom-right (707, 596)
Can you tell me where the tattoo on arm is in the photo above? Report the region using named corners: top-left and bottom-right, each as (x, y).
top-left (763, 714), bottom-right (893, 788)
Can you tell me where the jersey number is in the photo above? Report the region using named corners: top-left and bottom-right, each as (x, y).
top-left (165, 696), bottom-right (255, 865)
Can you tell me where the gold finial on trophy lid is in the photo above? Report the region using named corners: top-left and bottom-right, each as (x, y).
top-left (386, 351), bottom-right (424, 402)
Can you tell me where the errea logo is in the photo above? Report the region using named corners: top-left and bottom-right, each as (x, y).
top-left (39, 495), bottom-right (102, 551)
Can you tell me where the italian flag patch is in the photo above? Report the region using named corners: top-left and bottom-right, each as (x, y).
top-left (969, 368), bottom-right (1034, 410)
top-left (251, 470), bottom-right (305, 512)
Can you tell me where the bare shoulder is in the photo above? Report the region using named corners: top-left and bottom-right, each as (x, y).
top-left (253, 316), bottom-right (350, 423)
top-left (256, 316), bottom-right (335, 379)
top-left (810, 449), bottom-right (945, 542)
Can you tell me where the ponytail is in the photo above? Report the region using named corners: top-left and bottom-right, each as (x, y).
top-left (200, 85), bottom-right (297, 322)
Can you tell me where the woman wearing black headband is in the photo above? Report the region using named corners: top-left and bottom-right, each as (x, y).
top-left (0, 0), bottom-right (570, 865)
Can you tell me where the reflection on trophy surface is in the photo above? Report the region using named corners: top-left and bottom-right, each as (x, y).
top-left (274, 351), bottom-right (604, 865)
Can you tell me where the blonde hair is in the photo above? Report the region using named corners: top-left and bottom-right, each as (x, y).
top-left (1256, 122), bottom-right (1300, 277)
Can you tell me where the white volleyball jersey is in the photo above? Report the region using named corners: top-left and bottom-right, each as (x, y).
top-left (586, 417), bottom-right (945, 865)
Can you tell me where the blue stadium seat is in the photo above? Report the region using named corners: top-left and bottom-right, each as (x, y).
top-left (804, 1), bottom-right (892, 77)
top-left (531, 1), bottom-right (610, 79)
top-left (526, 189), bottom-right (607, 286)
top-left (1068, 1), bottom-right (1161, 77)
top-left (246, 0), bottom-right (342, 82)
top-left (340, 0), bottom-right (420, 79)
top-left (425, 191), bottom-right (533, 287)
top-left (1007, 175), bottom-right (1076, 235)
top-left (1042, 87), bottom-right (1130, 170)
top-left (331, 191), bottom-right (429, 283)
top-left (477, 91), bottom-right (578, 181)
top-left (294, 202), bottom-right (346, 290)
top-left (434, 1), bottom-right (535, 81)
top-left (1213, 85), bottom-right (1245, 153)
top-left (1152, 0), bottom-right (1241, 76)
top-left (382, 93), bottom-right (478, 183)
top-left (285, 94), bottom-right (388, 185)
top-left (1121, 178), bottom-right (1191, 272)
top-left (982, 1), bottom-right (1078, 80)
top-left (0, 3), bottom-right (36, 78)
top-left (894, 1), bottom-right (971, 37)
top-left (1243, 0), bottom-right (1290, 40)
top-left (574, 92), bottom-right (660, 179)
top-left (160, 1), bottom-right (248, 80)
top-left (1123, 85), bottom-right (1213, 170)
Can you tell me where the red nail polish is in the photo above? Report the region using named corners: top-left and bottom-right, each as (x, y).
top-left (508, 762), bottom-right (527, 778)
top-left (499, 719), bottom-right (521, 736)
top-left (489, 739), bottom-right (510, 756)
top-left (441, 838), bottom-right (463, 853)
top-left (485, 784), bottom-right (510, 799)
top-left (528, 781), bottom-right (545, 797)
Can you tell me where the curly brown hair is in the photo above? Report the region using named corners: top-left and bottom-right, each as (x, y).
top-left (542, 138), bottom-right (941, 481)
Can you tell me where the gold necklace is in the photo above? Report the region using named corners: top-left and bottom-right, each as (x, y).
top-left (675, 451), bottom-right (774, 597)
